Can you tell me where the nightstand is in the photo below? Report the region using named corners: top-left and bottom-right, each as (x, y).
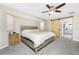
top-left (9, 33), bottom-right (19, 45)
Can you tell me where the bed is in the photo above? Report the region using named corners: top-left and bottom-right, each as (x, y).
top-left (20, 26), bottom-right (56, 54)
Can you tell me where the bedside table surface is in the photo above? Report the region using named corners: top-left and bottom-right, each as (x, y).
top-left (9, 33), bottom-right (19, 45)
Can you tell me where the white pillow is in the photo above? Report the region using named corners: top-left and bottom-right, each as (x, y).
top-left (32, 29), bottom-right (40, 32)
top-left (22, 29), bottom-right (40, 33)
top-left (23, 30), bottom-right (32, 32)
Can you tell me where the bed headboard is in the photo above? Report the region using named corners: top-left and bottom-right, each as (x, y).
top-left (20, 26), bottom-right (38, 32)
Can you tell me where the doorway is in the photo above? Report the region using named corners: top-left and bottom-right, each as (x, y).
top-left (61, 17), bottom-right (73, 39)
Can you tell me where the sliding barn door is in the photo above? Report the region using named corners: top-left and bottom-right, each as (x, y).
top-left (51, 19), bottom-right (60, 38)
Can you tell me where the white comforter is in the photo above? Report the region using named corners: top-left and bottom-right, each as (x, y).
top-left (21, 31), bottom-right (55, 48)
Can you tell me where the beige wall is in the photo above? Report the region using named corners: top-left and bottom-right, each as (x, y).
top-left (44, 20), bottom-right (52, 31)
top-left (0, 11), bottom-right (8, 49)
top-left (14, 17), bottom-right (40, 33)
top-left (0, 5), bottom-right (45, 34)
top-left (6, 14), bottom-right (15, 32)
top-left (6, 14), bottom-right (42, 34)
top-left (73, 11), bottom-right (79, 41)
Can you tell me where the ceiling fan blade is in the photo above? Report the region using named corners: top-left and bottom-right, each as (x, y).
top-left (55, 3), bottom-right (65, 9)
top-left (42, 11), bottom-right (49, 13)
top-left (55, 10), bottom-right (61, 12)
top-left (46, 4), bottom-right (51, 9)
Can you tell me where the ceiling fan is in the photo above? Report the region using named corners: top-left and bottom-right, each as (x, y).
top-left (42, 3), bottom-right (66, 15)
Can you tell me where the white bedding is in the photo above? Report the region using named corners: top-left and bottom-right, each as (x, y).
top-left (21, 30), bottom-right (55, 48)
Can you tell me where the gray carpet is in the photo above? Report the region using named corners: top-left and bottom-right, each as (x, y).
top-left (0, 37), bottom-right (79, 55)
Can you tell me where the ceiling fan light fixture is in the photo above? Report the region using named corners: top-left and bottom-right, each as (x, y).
top-left (49, 10), bottom-right (56, 15)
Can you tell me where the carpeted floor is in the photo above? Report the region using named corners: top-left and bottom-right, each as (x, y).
top-left (0, 37), bottom-right (79, 55)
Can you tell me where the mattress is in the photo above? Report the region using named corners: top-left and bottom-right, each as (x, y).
top-left (21, 30), bottom-right (55, 48)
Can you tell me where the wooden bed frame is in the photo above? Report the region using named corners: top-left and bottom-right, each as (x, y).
top-left (20, 26), bottom-right (56, 54)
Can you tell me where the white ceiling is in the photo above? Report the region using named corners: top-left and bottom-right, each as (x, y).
top-left (1, 3), bottom-right (79, 20)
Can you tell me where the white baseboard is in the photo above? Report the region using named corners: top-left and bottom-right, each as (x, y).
top-left (73, 39), bottom-right (79, 41)
top-left (0, 44), bottom-right (8, 49)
